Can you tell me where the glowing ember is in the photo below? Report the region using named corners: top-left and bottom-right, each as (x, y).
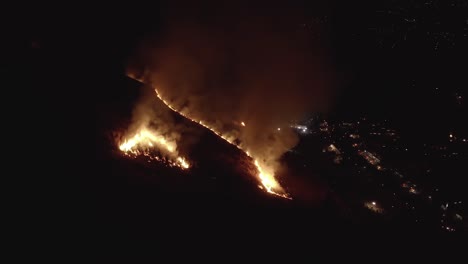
top-left (154, 88), bottom-right (291, 199)
top-left (364, 201), bottom-right (384, 214)
top-left (119, 127), bottom-right (190, 170)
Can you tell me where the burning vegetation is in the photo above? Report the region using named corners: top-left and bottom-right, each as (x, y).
top-left (117, 80), bottom-right (192, 171)
top-left (119, 126), bottom-right (190, 170)
top-left (120, 1), bottom-right (333, 199)
top-left (153, 86), bottom-right (290, 198)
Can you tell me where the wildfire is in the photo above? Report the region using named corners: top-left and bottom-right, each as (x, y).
top-left (177, 157), bottom-right (190, 169)
top-left (153, 88), bottom-right (291, 199)
top-left (119, 127), bottom-right (190, 170)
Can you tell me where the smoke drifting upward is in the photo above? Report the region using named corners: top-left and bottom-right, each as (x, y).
top-left (119, 84), bottom-right (184, 161)
top-left (128, 1), bottom-right (334, 190)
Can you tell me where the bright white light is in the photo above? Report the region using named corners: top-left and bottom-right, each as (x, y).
top-left (372, 201), bottom-right (376, 205)
top-left (277, 128), bottom-right (281, 131)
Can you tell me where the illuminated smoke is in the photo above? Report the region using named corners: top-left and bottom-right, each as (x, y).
top-left (118, 85), bottom-right (190, 170)
top-left (127, 1), bottom-right (333, 196)
top-left (151, 85), bottom-right (289, 198)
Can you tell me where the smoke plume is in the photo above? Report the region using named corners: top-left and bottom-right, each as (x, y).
top-left (124, 84), bottom-right (182, 158)
top-left (128, 1), bottom-right (333, 186)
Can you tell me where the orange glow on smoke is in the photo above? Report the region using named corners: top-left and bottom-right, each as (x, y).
top-left (153, 88), bottom-right (291, 199)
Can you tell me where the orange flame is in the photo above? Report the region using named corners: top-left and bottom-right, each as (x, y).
top-left (154, 88), bottom-right (291, 199)
top-left (119, 127), bottom-right (190, 170)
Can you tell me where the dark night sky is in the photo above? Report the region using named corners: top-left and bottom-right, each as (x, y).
top-left (331, 1), bottom-right (467, 142)
top-left (26, 1), bottom-right (466, 139)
